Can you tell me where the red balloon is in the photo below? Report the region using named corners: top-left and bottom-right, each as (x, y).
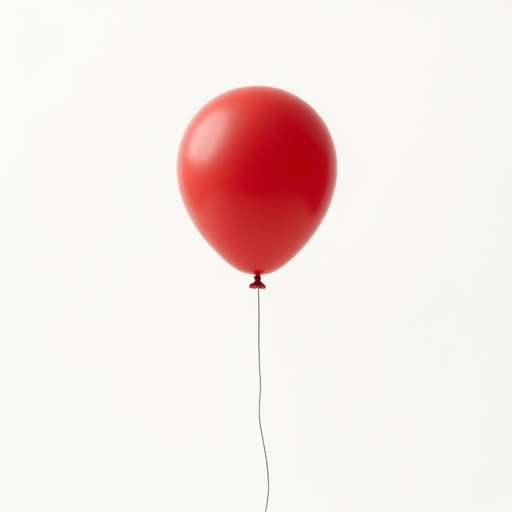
top-left (177, 86), bottom-right (337, 276)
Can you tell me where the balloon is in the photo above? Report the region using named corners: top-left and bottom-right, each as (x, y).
top-left (177, 86), bottom-right (337, 278)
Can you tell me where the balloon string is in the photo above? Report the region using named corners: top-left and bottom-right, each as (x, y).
top-left (257, 286), bottom-right (270, 512)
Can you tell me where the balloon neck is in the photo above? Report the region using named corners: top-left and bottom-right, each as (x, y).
top-left (249, 274), bottom-right (266, 289)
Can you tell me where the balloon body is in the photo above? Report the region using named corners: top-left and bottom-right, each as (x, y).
top-left (177, 86), bottom-right (337, 275)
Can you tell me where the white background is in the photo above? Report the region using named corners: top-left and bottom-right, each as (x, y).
top-left (1, 1), bottom-right (511, 511)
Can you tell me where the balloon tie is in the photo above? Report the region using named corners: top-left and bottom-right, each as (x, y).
top-left (249, 274), bottom-right (266, 289)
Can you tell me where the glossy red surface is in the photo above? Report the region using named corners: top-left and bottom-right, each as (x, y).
top-left (178, 86), bottom-right (337, 275)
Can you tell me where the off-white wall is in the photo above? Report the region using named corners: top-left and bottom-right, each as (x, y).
top-left (1, 1), bottom-right (511, 511)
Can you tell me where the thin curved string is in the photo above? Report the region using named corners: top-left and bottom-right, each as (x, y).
top-left (257, 287), bottom-right (270, 512)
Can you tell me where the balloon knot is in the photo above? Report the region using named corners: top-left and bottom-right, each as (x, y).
top-left (249, 274), bottom-right (266, 289)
